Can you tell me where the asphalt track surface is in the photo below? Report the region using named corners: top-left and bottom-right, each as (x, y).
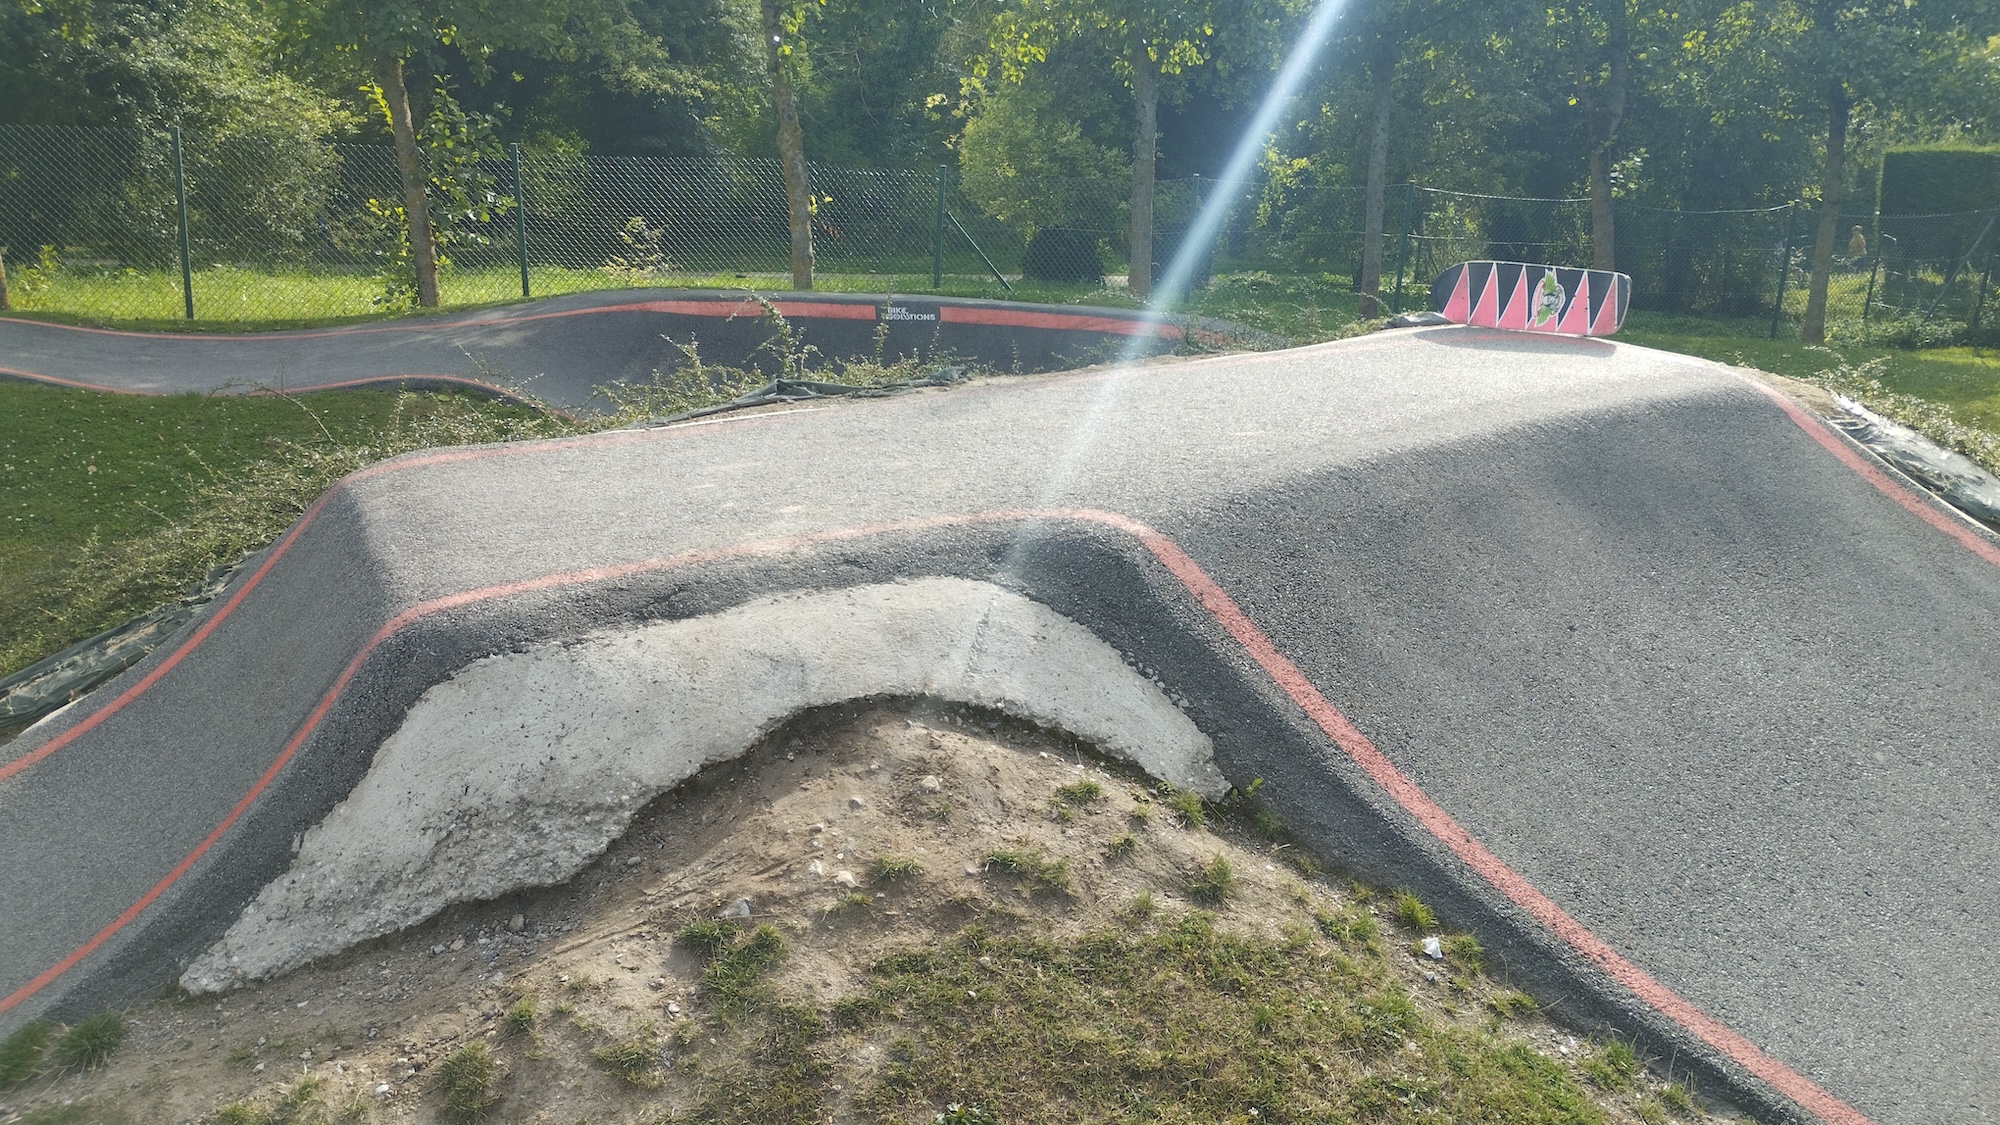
top-left (0, 289), bottom-right (1185, 413)
top-left (3, 325), bottom-right (1998, 1124)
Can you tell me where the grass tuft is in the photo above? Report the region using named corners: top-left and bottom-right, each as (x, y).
top-left (1314, 905), bottom-right (1380, 948)
top-left (1051, 779), bottom-right (1104, 809)
top-left (436, 1042), bottom-right (498, 1118)
top-left (1580, 1038), bottom-right (1640, 1090)
top-left (1105, 832), bottom-right (1138, 859)
top-left (51, 1013), bottom-right (124, 1071)
top-left (869, 855), bottom-right (923, 883)
top-left (215, 1076), bottom-right (327, 1125)
top-left (0, 1021), bottom-right (50, 1089)
top-left (1443, 932), bottom-right (1485, 972)
top-left (1392, 889), bottom-right (1438, 933)
top-left (1162, 787), bottom-right (1206, 829)
top-left (592, 1031), bottom-right (663, 1089)
top-left (983, 847), bottom-right (1073, 896)
top-left (502, 997), bottom-right (535, 1034)
top-left (1186, 854), bottom-right (1235, 905)
top-left (675, 918), bottom-right (739, 960)
top-left (701, 923), bottom-right (787, 1015)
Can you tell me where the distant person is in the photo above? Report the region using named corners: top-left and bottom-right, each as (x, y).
top-left (1847, 225), bottom-right (1868, 259)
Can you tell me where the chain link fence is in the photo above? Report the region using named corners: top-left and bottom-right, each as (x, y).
top-left (2, 124), bottom-right (1995, 341)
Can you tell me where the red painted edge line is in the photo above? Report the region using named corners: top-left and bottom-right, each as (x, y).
top-left (0, 489), bottom-right (339, 786)
top-left (0, 498), bottom-right (1881, 1124)
top-left (0, 365), bottom-right (148, 394)
top-left (1746, 381), bottom-right (2000, 568)
top-left (1076, 508), bottom-right (1877, 1125)
top-left (939, 304), bottom-right (1184, 340)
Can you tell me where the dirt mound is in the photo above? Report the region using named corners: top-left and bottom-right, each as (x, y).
top-left (0, 701), bottom-right (1735, 1125)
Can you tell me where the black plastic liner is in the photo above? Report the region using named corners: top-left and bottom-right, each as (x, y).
top-left (1830, 396), bottom-right (2000, 533)
top-left (0, 556), bottom-right (247, 732)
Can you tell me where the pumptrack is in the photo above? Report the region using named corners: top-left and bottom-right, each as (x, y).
top-left (0, 289), bottom-right (1189, 412)
top-left (2, 320), bottom-right (1996, 1125)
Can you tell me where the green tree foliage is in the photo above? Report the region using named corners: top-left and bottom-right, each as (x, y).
top-left (972, 0), bottom-right (1236, 299)
top-left (6, 0), bottom-right (1999, 314)
top-left (957, 43), bottom-right (1129, 232)
top-left (448, 0), bottom-right (755, 158)
top-left (274, 0), bottom-right (654, 305)
top-left (1, 0), bottom-right (343, 135)
top-left (1759, 0), bottom-right (2000, 342)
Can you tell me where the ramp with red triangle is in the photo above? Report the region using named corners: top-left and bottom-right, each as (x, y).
top-left (1430, 262), bottom-right (1630, 337)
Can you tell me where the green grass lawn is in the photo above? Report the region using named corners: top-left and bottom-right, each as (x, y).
top-left (1621, 312), bottom-right (2000, 432)
top-left (1, 263), bottom-right (1367, 342)
top-left (0, 383), bottom-right (575, 683)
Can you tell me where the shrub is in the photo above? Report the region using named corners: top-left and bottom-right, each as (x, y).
top-left (1022, 228), bottom-right (1104, 282)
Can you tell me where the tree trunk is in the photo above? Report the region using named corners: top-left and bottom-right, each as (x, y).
top-left (1582, 1), bottom-right (1627, 271)
top-left (1128, 34), bottom-right (1158, 302)
top-left (763, 0), bottom-right (814, 290)
top-left (0, 248), bottom-right (9, 311)
top-left (377, 53), bottom-right (439, 308)
top-left (1588, 148), bottom-right (1617, 270)
top-left (1359, 32), bottom-right (1397, 317)
top-left (1801, 80), bottom-right (1849, 344)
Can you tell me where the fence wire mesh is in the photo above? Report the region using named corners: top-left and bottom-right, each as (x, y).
top-left (2, 124), bottom-right (1995, 342)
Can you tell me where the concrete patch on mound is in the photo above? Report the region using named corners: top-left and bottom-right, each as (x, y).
top-left (181, 577), bottom-right (1221, 991)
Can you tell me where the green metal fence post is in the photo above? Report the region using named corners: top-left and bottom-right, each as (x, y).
top-left (171, 126), bottom-right (194, 320)
top-left (1971, 242), bottom-right (1997, 332)
top-left (1860, 210), bottom-right (1882, 340)
top-left (1390, 182), bottom-right (1416, 313)
top-left (1769, 201), bottom-right (1796, 339)
top-left (933, 165), bottom-right (947, 290)
top-left (511, 143), bottom-right (530, 299)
